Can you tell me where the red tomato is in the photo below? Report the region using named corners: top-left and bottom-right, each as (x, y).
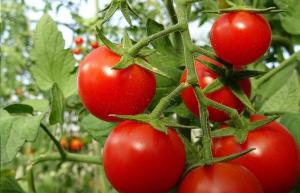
top-left (74, 36), bottom-right (84, 45)
top-left (213, 115), bottom-right (300, 193)
top-left (72, 48), bottom-right (81, 55)
top-left (210, 12), bottom-right (271, 66)
top-left (178, 163), bottom-right (263, 193)
top-left (69, 138), bottom-right (84, 152)
top-left (103, 121), bottom-right (186, 193)
top-left (180, 55), bottom-right (251, 122)
top-left (90, 41), bottom-right (99, 49)
top-left (78, 46), bottom-right (156, 122)
top-left (60, 137), bottom-right (69, 150)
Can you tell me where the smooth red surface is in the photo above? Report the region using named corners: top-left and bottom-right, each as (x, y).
top-left (180, 55), bottom-right (251, 122)
top-left (74, 36), bottom-right (84, 45)
top-left (103, 121), bottom-right (186, 193)
top-left (178, 163), bottom-right (264, 193)
top-left (78, 46), bottom-right (156, 122)
top-left (213, 115), bottom-right (300, 193)
top-left (90, 41), bottom-right (99, 49)
top-left (72, 48), bottom-right (81, 55)
top-left (210, 12), bottom-right (271, 66)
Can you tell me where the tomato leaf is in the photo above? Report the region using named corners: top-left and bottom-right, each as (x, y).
top-left (120, 1), bottom-right (133, 25)
top-left (49, 83), bottom-right (65, 125)
top-left (99, 1), bottom-right (119, 27)
top-left (80, 114), bottom-right (116, 146)
top-left (203, 78), bottom-right (225, 94)
top-left (259, 71), bottom-right (300, 113)
top-left (22, 99), bottom-right (49, 112)
top-left (232, 70), bottom-right (266, 79)
top-left (229, 81), bottom-right (255, 112)
top-left (247, 116), bottom-right (280, 131)
top-left (0, 109), bottom-right (44, 163)
top-left (4, 104), bottom-right (33, 115)
top-left (161, 118), bottom-right (198, 129)
top-left (96, 26), bottom-right (123, 55)
top-left (134, 58), bottom-right (170, 78)
top-left (30, 14), bottom-right (76, 97)
top-left (280, 113), bottom-right (300, 145)
top-left (196, 58), bottom-right (224, 75)
top-left (212, 127), bottom-right (236, 137)
top-left (0, 175), bottom-right (25, 193)
top-left (274, 0), bottom-right (300, 35)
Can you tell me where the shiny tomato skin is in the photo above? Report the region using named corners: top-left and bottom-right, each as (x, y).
top-left (213, 115), bottom-right (300, 193)
top-left (180, 55), bottom-right (251, 122)
top-left (210, 12), bottom-right (271, 66)
top-left (72, 48), bottom-right (81, 55)
top-left (103, 121), bottom-right (186, 193)
top-left (74, 36), bottom-right (84, 45)
top-left (78, 46), bottom-right (156, 122)
top-left (178, 163), bottom-right (264, 193)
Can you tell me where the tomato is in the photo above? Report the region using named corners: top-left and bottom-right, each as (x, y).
top-left (74, 36), bottom-right (84, 45)
top-left (90, 41), bottom-right (99, 49)
top-left (210, 12), bottom-right (271, 66)
top-left (178, 163), bottom-right (263, 193)
top-left (180, 55), bottom-right (251, 122)
top-left (60, 137), bottom-right (69, 150)
top-left (213, 115), bottom-right (300, 193)
top-left (72, 48), bottom-right (81, 55)
top-left (69, 138), bottom-right (84, 152)
top-left (78, 46), bottom-right (156, 122)
top-left (103, 121), bottom-right (186, 193)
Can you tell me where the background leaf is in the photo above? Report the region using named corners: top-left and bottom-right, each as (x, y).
top-left (0, 175), bottom-right (25, 193)
top-left (49, 83), bottom-right (64, 125)
top-left (280, 113), bottom-right (300, 145)
top-left (30, 14), bottom-right (76, 97)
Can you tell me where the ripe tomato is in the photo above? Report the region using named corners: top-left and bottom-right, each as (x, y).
top-left (103, 121), bottom-right (186, 193)
top-left (74, 36), bottom-right (84, 45)
top-left (210, 12), bottom-right (271, 66)
top-left (213, 115), bottom-right (300, 193)
top-left (178, 163), bottom-right (263, 193)
top-left (78, 46), bottom-right (156, 122)
top-left (180, 55), bottom-right (251, 122)
top-left (90, 41), bottom-right (99, 49)
top-left (72, 48), bottom-right (81, 55)
top-left (69, 138), bottom-right (84, 152)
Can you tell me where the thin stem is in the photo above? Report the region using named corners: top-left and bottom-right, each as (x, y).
top-left (163, 0), bottom-right (182, 51)
top-left (255, 51), bottom-right (300, 87)
top-left (175, 0), bottom-right (213, 162)
top-left (40, 124), bottom-right (66, 159)
top-left (26, 153), bottom-right (101, 193)
top-left (128, 22), bottom-right (185, 56)
top-left (150, 82), bottom-right (190, 118)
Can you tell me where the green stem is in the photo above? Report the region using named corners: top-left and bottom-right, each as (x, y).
top-left (40, 124), bottom-right (66, 159)
top-left (150, 82), bottom-right (190, 118)
top-left (255, 51), bottom-right (300, 87)
top-left (26, 153), bottom-right (101, 193)
top-left (203, 6), bottom-right (283, 14)
top-left (128, 22), bottom-right (185, 56)
top-left (163, 0), bottom-right (183, 51)
top-left (175, 0), bottom-right (213, 162)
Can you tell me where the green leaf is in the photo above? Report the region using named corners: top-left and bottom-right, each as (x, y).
top-left (161, 118), bottom-right (197, 129)
top-left (22, 99), bottom-right (49, 112)
top-left (30, 14), bottom-right (76, 97)
top-left (259, 71), bottom-right (300, 113)
top-left (203, 78), bottom-right (225, 94)
top-left (49, 83), bottom-right (64, 125)
top-left (0, 175), bottom-right (25, 193)
top-left (247, 116), bottom-right (279, 131)
top-left (280, 113), bottom-right (300, 145)
top-left (96, 26), bottom-right (123, 55)
top-left (100, 1), bottom-right (119, 26)
top-left (120, 1), bottom-right (132, 25)
top-left (80, 114), bottom-right (116, 146)
top-left (149, 119), bottom-right (168, 133)
top-left (0, 110), bottom-right (44, 163)
top-left (134, 58), bottom-right (170, 78)
top-left (232, 70), bottom-right (266, 79)
top-left (229, 81), bottom-right (255, 112)
top-left (212, 127), bottom-right (236, 137)
top-left (4, 104), bottom-right (33, 114)
top-left (274, 0), bottom-right (300, 35)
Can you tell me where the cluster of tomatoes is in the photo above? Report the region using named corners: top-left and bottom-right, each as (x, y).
top-left (72, 36), bottom-right (99, 55)
top-left (60, 136), bottom-right (84, 153)
top-left (77, 11), bottom-right (299, 193)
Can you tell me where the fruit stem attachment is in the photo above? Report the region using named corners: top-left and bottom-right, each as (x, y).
top-left (128, 22), bottom-right (185, 56)
top-left (150, 82), bottom-right (190, 118)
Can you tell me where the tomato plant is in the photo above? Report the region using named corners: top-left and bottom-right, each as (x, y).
top-left (210, 12), bottom-right (271, 67)
top-left (180, 55), bottom-right (251, 122)
top-left (90, 41), bottom-right (99, 49)
top-left (213, 115), bottom-right (300, 193)
top-left (178, 163), bottom-right (264, 193)
top-left (103, 121), bottom-right (186, 193)
top-left (78, 46), bottom-right (156, 122)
